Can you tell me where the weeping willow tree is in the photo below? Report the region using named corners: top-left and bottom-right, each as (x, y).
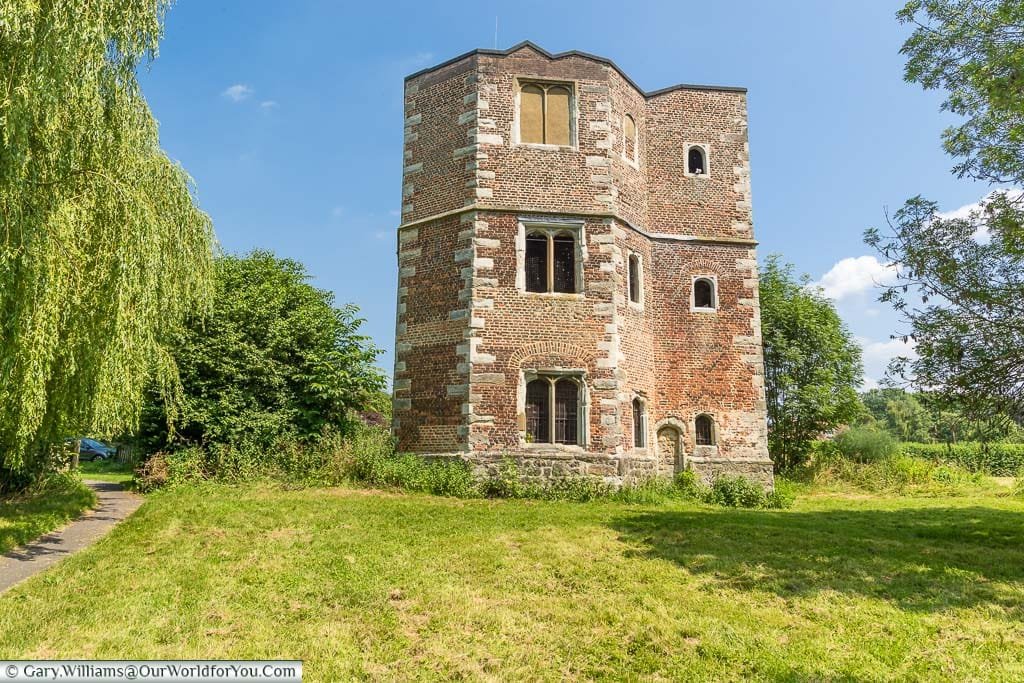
top-left (0, 1), bottom-right (215, 488)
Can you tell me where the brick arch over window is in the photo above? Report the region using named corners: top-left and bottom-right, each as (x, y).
top-left (679, 257), bottom-right (725, 277)
top-left (507, 341), bottom-right (595, 372)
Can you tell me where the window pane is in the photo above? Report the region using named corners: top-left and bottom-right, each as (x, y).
top-left (696, 415), bottom-right (713, 446)
top-left (694, 279), bottom-right (714, 308)
top-left (628, 255), bottom-right (640, 303)
top-left (525, 234), bottom-right (548, 292)
top-left (554, 379), bottom-right (579, 445)
top-left (624, 115), bottom-right (636, 160)
top-left (520, 85), bottom-right (544, 144)
top-left (552, 235), bottom-right (575, 293)
top-left (632, 399), bottom-right (644, 447)
top-left (545, 86), bottom-right (571, 146)
top-left (526, 379), bottom-right (550, 443)
top-left (688, 147), bottom-right (705, 174)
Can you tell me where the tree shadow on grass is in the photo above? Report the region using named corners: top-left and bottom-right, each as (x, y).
top-left (610, 504), bottom-right (1024, 615)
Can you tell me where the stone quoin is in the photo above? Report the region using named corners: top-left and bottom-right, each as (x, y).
top-left (392, 41), bottom-right (774, 488)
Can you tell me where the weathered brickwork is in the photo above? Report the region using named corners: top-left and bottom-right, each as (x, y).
top-left (393, 42), bottom-right (773, 488)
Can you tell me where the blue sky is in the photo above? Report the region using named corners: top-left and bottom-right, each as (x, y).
top-left (140, 1), bottom-right (991, 388)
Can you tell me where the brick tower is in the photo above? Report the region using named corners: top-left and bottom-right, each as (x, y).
top-left (392, 42), bottom-right (773, 487)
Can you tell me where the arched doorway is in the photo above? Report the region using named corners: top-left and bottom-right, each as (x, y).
top-left (657, 426), bottom-right (682, 474)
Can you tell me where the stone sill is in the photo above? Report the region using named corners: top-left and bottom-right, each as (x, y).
top-left (515, 142), bottom-right (577, 153)
top-left (521, 291), bottom-right (585, 301)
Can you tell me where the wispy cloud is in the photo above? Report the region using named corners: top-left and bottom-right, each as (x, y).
top-left (937, 188), bottom-right (1023, 243)
top-left (330, 206), bottom-right (344, 218)
top-left (857, 336), bottom-right (918, 389)
top-left (222, 84), bottom-right (253, 102)
top-left (259, 100), bottom-right (278, 109)
top-left (813, 255), bottom-right (898, 301)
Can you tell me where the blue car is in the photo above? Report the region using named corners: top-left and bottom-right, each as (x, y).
top-left (66, 438), bottom-right (116, 461)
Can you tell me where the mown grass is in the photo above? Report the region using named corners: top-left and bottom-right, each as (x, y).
top-left (77, 458), bottom-right (135, 486)
top-left (0, 483), bottom-right (1022, 680)
top-left (0, 476), bottom-right (96, 554)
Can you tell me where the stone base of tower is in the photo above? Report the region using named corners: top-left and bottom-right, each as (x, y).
top-left (419, 449), bottom-right (774, 490)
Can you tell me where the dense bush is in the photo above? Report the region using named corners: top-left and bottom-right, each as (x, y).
top-left (137, 251), bottom-right (384, 456)
top-left (834, 426), bottom-right (898, 463)
top-left (900, 442), bottom-right (1024, 476)
top-left (804, 446), bottom-right (987, 496)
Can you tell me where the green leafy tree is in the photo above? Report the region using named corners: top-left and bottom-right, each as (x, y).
top-left (0, 1), bottom-right (214, 488)
top-left (866, 0), bottom-right (1024, 426)
top-left (139, 251), bottom-right (385, 454)
top-left (887, 393), bottom-right (934, 442)
top-left (761, 256), bottom-right (864, 469)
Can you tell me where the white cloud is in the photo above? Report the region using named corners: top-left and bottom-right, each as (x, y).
top-left (813, 255), bottom-right (898, 301)
top-left (330, 206), bottom-right (344, 218)
top-left (937, 188), bottom-right (1023, 243)
top-left (857, 336), bottom-right (918, 388)
top-left (221, 84), bottom-right (253, 102)
top-left (259, 100), bottom-right (278, 109)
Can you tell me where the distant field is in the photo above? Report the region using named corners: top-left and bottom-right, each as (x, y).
top-left (0, 484), bottom-right (1022, 680)
top-left (0, 478), bottom-right (95, 554)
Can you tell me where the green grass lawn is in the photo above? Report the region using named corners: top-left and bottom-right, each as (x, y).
top-left (0, 477), bottom-right (96, 554)
top-left (0, 484), bottom-right (1022, 681)
top-left (77, 458), bottom-right (135, 486)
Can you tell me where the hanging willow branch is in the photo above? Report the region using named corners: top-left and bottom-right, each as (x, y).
top-left (0, 0), bottom-right (215, 485)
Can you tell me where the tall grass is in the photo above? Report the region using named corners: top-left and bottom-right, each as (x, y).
top-left (134, 425), bottom-right (790, 509)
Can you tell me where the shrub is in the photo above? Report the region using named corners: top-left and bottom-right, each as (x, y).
top-left (900, 442), bottom-right (1024, 476)
top-left (833, 426), bottom-right (897, 463)
top-left (804, 451), bottom-right (987, 496)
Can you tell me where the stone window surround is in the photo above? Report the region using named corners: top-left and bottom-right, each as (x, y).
top-left (516, 217), bottom-right (587, 297)
top-left (690, 274), bottom-right (718, 313)
top-left (694, 413), bottom-right (718, 448)
top-left (518, 369), bottom-right (589, 451)
top-left (631, 393), bottom-right (649, 451)
top-left (683, 142), bottom-right (710, 178)
top-left (626, 250), bottom-right (644, 310)
top-left (622, 113), bottom-right (640, 168)
top-left (512, 77), bottom-right (579, 151)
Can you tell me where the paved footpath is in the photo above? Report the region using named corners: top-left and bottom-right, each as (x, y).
top-left (0, 480), bottom-right (143, 594)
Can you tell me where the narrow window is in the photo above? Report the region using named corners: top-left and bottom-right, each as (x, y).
top-left (632, 398), bottom-right (645, 448)
top-left (552, 234), bottom-right (576, 293)
top-left (545, 86), bottom-right (571, 146)
top-left (694, 278), bottom-right (715, 309)
top-left (628, 254), bottom-right (641, 304)
top-left (526, 379), bottom-right (550, 443)
top-left (624, 114), bottom-right (637, 162)
top-left (695, 414), bottom-right (715, 446)
top-left (520, 85), bottom-right (545, 144)
top-left (554, 379), bottom-right (579, 445)
top-left (688, 146), bottom-right (706, 175)
top-left (518, 82), bottom-right (573, 145)
top-left (525, 233), bottom-right (548, 293)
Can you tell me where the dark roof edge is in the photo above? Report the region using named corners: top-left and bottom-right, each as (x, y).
top-left (404, 41), bottom-right (747, 97)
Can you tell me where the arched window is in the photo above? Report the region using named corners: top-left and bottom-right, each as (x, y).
top-left (552, 234), bottom-right (575, 293)
top-left (628, 253), bottom-right (641, 304)
top-left (554, 379), bottom-right (579, 445)
top-left (687, 145), bottom-right (707, 175)
top-left (525, 379), bottom-right (550, 444)
top-left (519, 82), bottom-right (572, 145)
top-left (525, 375), bottom-right (583, 446)
top-left (624, 114), bottom-right (637, 162)
top-left (632, 398), bottom-right (646, 448)
top-left (524, 230), bottom-right (576, 294)
top-left (525, 232), bottom-right (548, 293)
top-left (695, 414), bottom-right (715, 446)
top-left (693, 278), bottom-right (716, 310)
